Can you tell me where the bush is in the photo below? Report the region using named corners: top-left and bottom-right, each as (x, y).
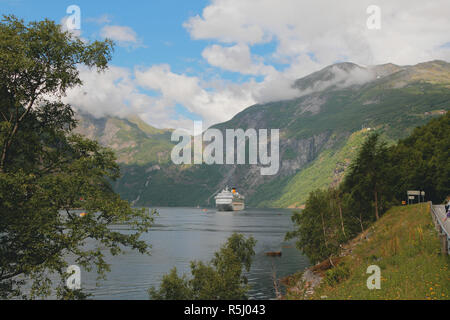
top-left (325, 264), bottom-right (350, 286)
top-left (149, 233), bottom-right (256, 300)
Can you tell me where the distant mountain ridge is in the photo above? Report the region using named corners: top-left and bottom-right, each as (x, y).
top-left (74, 112), bottom-right (174, 165)
top-left (74, 60), bottom-right (450, 208)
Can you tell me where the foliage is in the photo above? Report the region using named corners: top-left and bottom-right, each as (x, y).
top-left (388, 112), bottom-right (450, 203)
top-left (148, 268), bottom-right (193, 300)
top-left (286, 188), bottom-right (351, 263)
top-left (287, 113), bottom-right (449, 264)
top-left (307, 204), bottom-right (450, 300)
top-left (343, 133), bottom-right (393, 221)
top-left (324, 264), bottom-right (350, 286)
top-left (149, 233), bottom-right (256, 300)
top-left (0, 15), bottom-right (154, 299)
top-left (117, 163), bottom-right (224, 207)
top-left (269, 130), bottom-right (371, 208)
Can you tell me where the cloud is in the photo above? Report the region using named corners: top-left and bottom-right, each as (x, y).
top-left (66, 1), bottom-right (450, 131)
top-left (85, 14), bottom-right (112, 25)
top-left (181, 0), bottom-right (450, 108)
top-left (60, 16), bottom-right (83, 40)
top-left (185, 0), bottom-right (450, 67)
top-left (201, 43), bottom-right (275, 75)
top-left (135, 64), bottom-right (255, 128)
top-left (63, 65), bottom-right (255, 131)
top-left (100, 25), bottom-right (144, 48)
top-left (64, 66), bottom-right (151, 117)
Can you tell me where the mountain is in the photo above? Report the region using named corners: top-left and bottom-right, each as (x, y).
top-left (74, 112), bottom-right (174, 165)
top-left (75, 60), bottom-right (450, 208)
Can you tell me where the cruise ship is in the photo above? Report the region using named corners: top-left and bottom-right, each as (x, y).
top-left (215, 187), bottom-right (245, 211)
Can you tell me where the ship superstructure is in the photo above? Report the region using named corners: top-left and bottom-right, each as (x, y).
top-left (214, 187), bottom-right (245, 211)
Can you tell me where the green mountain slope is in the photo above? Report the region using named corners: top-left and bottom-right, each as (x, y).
top-left (74, 112), bottom-right (174, 165)
top-left (76, 60), bottom-right (450, 208)
top-left (208, 60), bottom-right (450, 207)
top-left (269, 129), bottom-right (373, 208)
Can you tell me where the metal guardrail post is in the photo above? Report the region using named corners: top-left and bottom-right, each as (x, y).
top-left (430, 202), bottom-right (449, 255)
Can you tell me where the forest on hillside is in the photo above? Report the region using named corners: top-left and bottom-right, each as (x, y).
top-left (287, 112), bottom-right (450, 263)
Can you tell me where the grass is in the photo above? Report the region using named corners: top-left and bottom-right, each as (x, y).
top-left (285, 203), bottom-right (450, 300)
top-left (107, 117), bottom-right (174, 165)
top-left (268, 129), bottom-right (370, 208)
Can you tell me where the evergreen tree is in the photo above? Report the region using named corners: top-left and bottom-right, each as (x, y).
top-left (343, 133), bottom-right (391, 221)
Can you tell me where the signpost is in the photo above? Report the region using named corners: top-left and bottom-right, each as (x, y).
top-left (407, 190), bottom-right (425, 205)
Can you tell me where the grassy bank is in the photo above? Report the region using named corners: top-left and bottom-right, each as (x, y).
top-left (284, 203), bottom-right (450, 300)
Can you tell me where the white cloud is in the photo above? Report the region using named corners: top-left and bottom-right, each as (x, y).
top-left (100, 25), bottom-right (144, 48)
top-left (201, 43), bottom-right (275, 75)
top-left (86, 14), bottom-right (112, 25)
top-left (135, 64), bottom-right (255, 129)
top-left (63, 65), bottom-right (255, 131)
top-left (181, 0), bottom-right (450, 108)
top-left (66, 1), bottom-right (450, 130)
top-left (185, 0), bottom-right (450, 67)
top-left (60, 16), bottom-right (83, 40)
top-left (64, 66), bottom-right (152, 118)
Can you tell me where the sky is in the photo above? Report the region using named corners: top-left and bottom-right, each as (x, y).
top-left (1, 0), bottom-right (450, 130)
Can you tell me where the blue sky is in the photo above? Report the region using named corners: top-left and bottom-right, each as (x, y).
top-left (1, 1), bottom-right (214, 73)
top-left (1, 0), bottom-right (449, 129)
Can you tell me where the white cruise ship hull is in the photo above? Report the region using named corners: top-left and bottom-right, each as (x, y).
top-left (215, 187), bottom-right (245, 211)
top-left (216, 201), bottom-right (245, 211)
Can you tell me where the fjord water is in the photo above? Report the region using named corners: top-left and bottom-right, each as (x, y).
top-left (81, 207), bottom-right (309, 300)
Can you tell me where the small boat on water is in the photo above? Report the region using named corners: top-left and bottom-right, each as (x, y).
top-left (215, 186), bottom-right (245, 211)
top-left (265, 251), bottom-right (282, 257)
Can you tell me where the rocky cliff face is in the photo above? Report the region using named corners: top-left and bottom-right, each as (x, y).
top-left (75, 60), bottom-right (450, 208)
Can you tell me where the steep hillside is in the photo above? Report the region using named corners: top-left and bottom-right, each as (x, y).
top-left (76, 60), bottom-right (450, 208)
top-left (284, 203), bottom-right (450, 300)
top-left (207, 60), bottom-right (450, 207)
top-left (263, 129), bottom-right (374, 208)
top-left (74, 112), bottom-right (174, 165)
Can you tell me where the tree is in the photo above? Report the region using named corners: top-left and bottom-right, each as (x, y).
top-left (287, 114), bottom-right (450, 265)
top-left (286, 189), bottom-right (343, 264)
top-left (0, 15), bottom-right (154, 299)
top-left (389, 112), bottom-right (450, 203)
top-left (343, 133), bottom-right (391, 221)
top-left (149, 233), bottom-right (256, 300)
top-left (286, 135), bottom-right (394, 263)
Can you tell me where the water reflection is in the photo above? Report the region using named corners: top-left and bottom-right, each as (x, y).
top-left (81, 207), bottom-right (309, 300)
